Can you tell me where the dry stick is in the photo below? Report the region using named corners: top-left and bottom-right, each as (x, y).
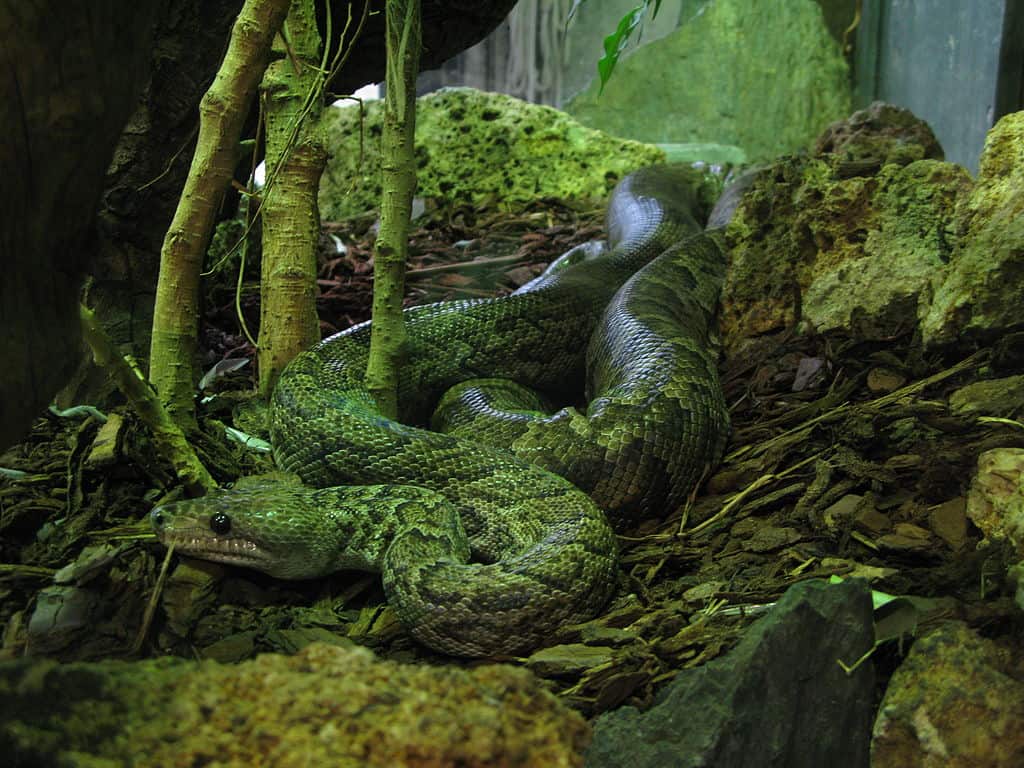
top-left (365, 0), bottom-right (422, 419)
top-left (724, 350), bottom-right (987, 464)
top-left (148, 0), bottom-right (292, 430)
top-left (80, 305), bottom-right (216, 496)
top-left (405, 252), bottom-right (534, 275)
top-left (681, 454), bottom-right (819, 539)
top-left (679, 350), bottom-right (990, 541)
top-left (133, 544), bottom-right (177, 655)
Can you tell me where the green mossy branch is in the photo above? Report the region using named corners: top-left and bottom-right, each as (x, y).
top-left (257, 0), bottom-right (327, 397)
top-left (149, 0), bottom-right (291, 430)
top-left (364, 0), bottom-right (422, 419)
top-left (81, 305), bottom-right (216, 495)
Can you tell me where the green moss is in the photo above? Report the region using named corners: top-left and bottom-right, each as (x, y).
top-left (721, 150), bottom-right (970, 347)
top-left (566, 0), bottom-right (850, 163)
top-left (0, 644), bottom-right (590, 767)
top-left (319, 87), bottom-right (665, 220)
top-left (923, 111), bottom-right (1024, 345)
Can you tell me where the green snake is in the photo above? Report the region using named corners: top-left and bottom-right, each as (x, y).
top-left (151, 165), bottom-right (730, 657)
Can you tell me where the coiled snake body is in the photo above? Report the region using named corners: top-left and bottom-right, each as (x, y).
top-left (152, 165), bottom-right (730, 657)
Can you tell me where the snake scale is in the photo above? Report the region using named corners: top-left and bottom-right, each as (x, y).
top-left (151, 165), bottom-right (730, 657)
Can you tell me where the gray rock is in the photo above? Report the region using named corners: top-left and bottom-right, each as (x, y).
top-left (586, 579), bottom-right (875, 768)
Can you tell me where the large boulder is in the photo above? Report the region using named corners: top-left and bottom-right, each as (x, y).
top-left (319, 87), bottom-right (665, 219)
top-left (565, 0), bottom-right (851, 163)
top-left (586, 579), bottom-right (875, 768)
top-left (720, 104), bottom-right (970, 351)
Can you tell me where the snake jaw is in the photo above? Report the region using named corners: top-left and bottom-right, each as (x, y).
top-left (153, 524), bottom-right (268, 569)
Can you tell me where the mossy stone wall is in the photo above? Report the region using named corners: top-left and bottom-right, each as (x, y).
top-left (566, 0), bottom-right (851, 163)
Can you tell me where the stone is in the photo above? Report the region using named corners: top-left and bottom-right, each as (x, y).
top-left (928, 497), bottom-right (968, 551)
top-left (720, 105), bottom-right (971, 350)
top-left (319, 87), bottom-right (666, 220)
top-left (798, 159), bottom-right (968, 340)
top-left (159, 560), bottom-right (224, 640)
top-left (1010, 562), bottom-right (1024, 613)
top-left (526, 643), bottom-right (617, 677)
top-left (200, 631), bottom-right (257, 663)
top-left (814, 101), bottom-right (944, 165)
top-left (84, 412), bottom-right (124, 468)
top-left (948, 375), bottom-right (1024, 418)
top-left (966, 448), bottom-right (1024, 557)
top-left (877, 523), bottom-right (933, 553)
top-left (0, 642), bottom-right (588, 767)
top-left (25, 586), bottom-right (100, 657)
top-left (854, 503), bottom-right (893, 535)
top-left (923, 110), bottom-right (1024, 347)
top-left (872, 622), bottom-right (1024, 767)
top-left (867, 367), bottom-right (907, 394)
top-left (824, 493), bottom-right (866, 529)
top-left (586, 579), bottom-right (875, 768)
top-left (566, 0), bottom-right (850, 164)
top-left (743, 525), bottom-right (802, 552)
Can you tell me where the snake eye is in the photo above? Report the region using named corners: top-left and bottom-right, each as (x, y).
top-left (210, 512), bottom-right (232, 535)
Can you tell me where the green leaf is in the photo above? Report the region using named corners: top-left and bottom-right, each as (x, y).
top-left (595, 0), bottom-right (663, 95)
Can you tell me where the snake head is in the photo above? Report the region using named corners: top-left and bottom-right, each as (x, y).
top-left (150, 481), bottom-right (337, 580)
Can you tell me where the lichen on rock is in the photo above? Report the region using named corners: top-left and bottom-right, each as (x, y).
top-left (319, 87), bottom-right (664, 220)
top-left (922, 110), bottom-right (1024, 347)
top-left (0, 642), bottom-right (590, 767)
top-left (720, 104), bottom-right (971, 351)
top-left (565, 0), bottom-right (851, 163)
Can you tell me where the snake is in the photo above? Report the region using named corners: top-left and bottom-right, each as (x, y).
top-left (151, 165), bottom-right (731, 657)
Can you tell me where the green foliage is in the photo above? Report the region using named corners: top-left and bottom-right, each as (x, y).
top-left (568, 0), bottom-right (662, 93)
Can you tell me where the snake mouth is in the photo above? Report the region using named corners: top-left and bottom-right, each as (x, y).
top-left (157, 531), bottom-right (271, 569)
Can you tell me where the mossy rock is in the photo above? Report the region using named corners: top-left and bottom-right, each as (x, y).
top-left (319, 87), bottom-right (665, 220)
top-left (720, 105), bottom-right (971, 349)
top-left (922, 110), bottom-right (1024, 346)
top-left (566, 0), bottom-right (850, 163)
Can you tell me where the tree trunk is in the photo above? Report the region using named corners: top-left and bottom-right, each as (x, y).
top-left (149, 0), bottom-right (291, 430)
top-left (0, 0), bottom-right (160, 451)
top-left (257, 0), bottom-right (328, 398)
top-left (365, 0), bottom-right (422, 419)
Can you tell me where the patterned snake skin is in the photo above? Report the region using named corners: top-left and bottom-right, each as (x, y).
top-left (151, 165), bottom-right (730, 657)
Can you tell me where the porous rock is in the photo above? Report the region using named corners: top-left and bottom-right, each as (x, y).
top-left (319, 87), bottom-right (664, 219)
top-left (872, 621), bottom-right (1024, 768)
top-left (721, 105), bottom-right (970, 351)
top-left (585, 578), bottom-right (875, 768)
top-left (814, 100), bottom-right (944, 165)
top-left (922, 110), bottom-right (1024, 346)
top-left (0, 642), bottom-right (588, 768)
top-left (948, 375), bottom-right (1024, 419)
top-left (966, 447), bottom-right (1024, 558)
